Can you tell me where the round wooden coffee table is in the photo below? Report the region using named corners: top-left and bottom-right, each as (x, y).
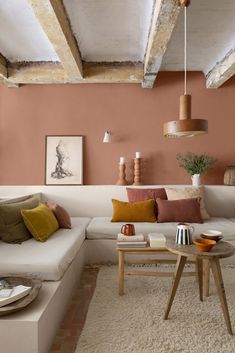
top-left (164, 240), bottom-right (235, 335)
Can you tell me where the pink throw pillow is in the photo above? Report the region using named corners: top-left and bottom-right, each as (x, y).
top-left (46, 201), bottom-right (72, 229)
top-left (156, 197), bottom-right (203, 223)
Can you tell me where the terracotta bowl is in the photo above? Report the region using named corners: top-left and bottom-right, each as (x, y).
top-left (193, 238), bottom-right (216, 252)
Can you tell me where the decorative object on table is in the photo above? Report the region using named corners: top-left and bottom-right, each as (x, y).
top-left (45, 135), bottom-right (83, 185)
top-left (193, 238), bottom-right (216, 252)
top-left (224, 166), bottom-right (235, 185)
top-left (133, 152), bottom-right (143, 186)
top-left (117, 234), bottom-right (144, 242)
top-left (121, 223), bottom-right (135, 236)
top-left (176, 152), bottom-right (216, 186)
top-left (148, 233), bottom-right (166, 248)
top-left (163, 1), bottom-right (208, 138)
top-left (117, 232), bottom-right (146, 248)
top-left (201, 230), bottom-right (223, 242)
top-left (116, 241), bottom-right (147, 248)
top-left (116, 157), bottom-right (128, 185)
top-left (0, 277), bottom-right (41, 316)
top-left (175, 223), bottom-right (194, 245)
top-left (103, 131), bottom-right (111, 143)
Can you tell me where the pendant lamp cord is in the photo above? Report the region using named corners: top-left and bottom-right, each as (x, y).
top-left (184, 6), bottom-right (187, 95)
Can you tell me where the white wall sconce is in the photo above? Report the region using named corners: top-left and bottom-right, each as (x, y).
top-left (103, 131), bottom-right (111, 143)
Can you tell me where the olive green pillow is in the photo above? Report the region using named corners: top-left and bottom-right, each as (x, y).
top-left (21, 203), bottom-right (59, 242)
top-left (111, 199), bottom-right (157, 222)
top-left (0, 196), bottom-right (39, 243)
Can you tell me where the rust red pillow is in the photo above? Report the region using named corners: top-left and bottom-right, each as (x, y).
top-left (156, 197), bottom-right (203, 223)
top-left (46, 201), bottom-right (71, 229)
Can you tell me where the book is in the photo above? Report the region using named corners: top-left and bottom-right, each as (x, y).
top-left (0, 285), bottom-right (31, 308)
top-left (148, 233), bottom-right (166, 248)
top-left (117, 241), bottom-right (147, 248)
top-left (117, 233), bottom-right (145, 242)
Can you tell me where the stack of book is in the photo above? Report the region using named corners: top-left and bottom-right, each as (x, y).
top-left (0, 279), bottom-right (31, 308)
top-left (116, 233), bottom-right (147, 248)
top-left (148, 233), bottom-right (166, 248)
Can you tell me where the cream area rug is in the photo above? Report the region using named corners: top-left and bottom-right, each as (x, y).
top-left (75, 265), bottom-right (235, 353)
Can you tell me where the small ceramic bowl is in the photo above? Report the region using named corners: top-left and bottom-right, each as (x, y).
top-left (193, 238), bottom-right (216, 252)
top-left (201, 230), bottom-right (223, 242)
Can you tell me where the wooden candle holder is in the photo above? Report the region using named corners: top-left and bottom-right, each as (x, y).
top-left (132, 158), bottom-right (143, 185)
top-left (116, 163), bottom-right (128, 186)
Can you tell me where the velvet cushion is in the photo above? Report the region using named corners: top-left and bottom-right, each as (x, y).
top-left (46, 201), bottom-right (71, 229)
top-left (0, 196), bottom-right (39, 243)
top-left (157, 198), bottom-right (203, 223)
top-left (111, 199), bottom-right (157, 223)
top-left (165, 186), bottom-right (210, 220)
top-left (126, 188), bottom-right (167, 203)
top-left (21, 203), bottom-right (59, 242)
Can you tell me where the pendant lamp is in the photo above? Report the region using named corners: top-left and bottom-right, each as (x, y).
top-left (163, 0), bottom-right (208, 138)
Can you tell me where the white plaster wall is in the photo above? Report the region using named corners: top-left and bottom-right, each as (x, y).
top-left (63, 0), bottom-right (154, 62)
top-left (161, 0), bottom-right (235, 73)
top-left (0, 0), bottom-right (59, 62)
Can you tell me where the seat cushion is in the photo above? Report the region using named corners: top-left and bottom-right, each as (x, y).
top-left (86, 217), bottom-right (235, 241)
top-left (0, 217), bottom-right (91, 281)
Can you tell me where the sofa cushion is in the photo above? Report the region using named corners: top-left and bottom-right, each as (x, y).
top-left (157, 198), bottom-right (203, 223)
top-left (165, 186), bottom-right (210, 220)
top-left (111, 199), bottom-right (156, 222)
top-left (0, 217), bottom-right (91, 281)
top-left (46, 201), bottom-right (72, 229)
top-left (86, 217), bottom-right (235, 241)
top-left (22, 203), bottom-right (59, 242)
top-left (0, 196), bottom-right (39, 243)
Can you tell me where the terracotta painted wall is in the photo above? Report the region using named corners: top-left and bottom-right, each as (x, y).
top-left (0, 72), bottom-right (234, 185)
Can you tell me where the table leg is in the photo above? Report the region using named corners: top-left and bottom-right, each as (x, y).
top-left (196, 258), bottom-right (203, 302)
top-left (203, 259), bottom-right (210, 297)
top-left (210, 258), bottom-right (233, 335)
top-left (164, 255), bottom-right (187, 320)
top-left (118, 251), bottom-right (125, 295)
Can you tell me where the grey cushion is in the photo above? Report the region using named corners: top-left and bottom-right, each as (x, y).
top-left (0, 196), bottom-right (39, 243)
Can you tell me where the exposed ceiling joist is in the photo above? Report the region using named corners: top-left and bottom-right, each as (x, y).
top-left (206, 47), bottom-right (235, 88)
top-left (8, 62), bottom-right (143, 84)
top-left (0, 53), bottom-right (18, 88)
top-left (142, 0), bottom-right (180, 88)
top-left (28, 0), bottom-right (83, 79)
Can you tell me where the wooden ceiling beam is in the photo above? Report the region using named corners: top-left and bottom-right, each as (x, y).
top-left (28, 0), bottom-right (83, 79)
top-left (8, 62), bottom-right (143, 84)
top-left (206, 47), bottom-right (235, 88)
top-left (142, 0), bottom-right (180, 88)
top-left (0, 54), bottom-right (18, 88)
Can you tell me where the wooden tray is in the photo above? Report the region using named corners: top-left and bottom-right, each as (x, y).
top-left (0, 276), bottom-right (42, 316)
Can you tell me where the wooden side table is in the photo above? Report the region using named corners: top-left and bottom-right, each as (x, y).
top-left (164, 240), bottom-right (235, 335)
top-left (117, 246), bottom-right (197, 296)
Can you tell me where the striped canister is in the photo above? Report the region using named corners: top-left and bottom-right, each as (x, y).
top-left (175, 223), bottom-right (194, 245)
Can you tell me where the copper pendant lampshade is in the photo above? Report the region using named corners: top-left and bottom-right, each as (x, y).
top-left (163, 0), bottom-right (208, 138)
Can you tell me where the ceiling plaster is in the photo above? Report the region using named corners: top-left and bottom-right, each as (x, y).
top-left (160, 0), bottom-right (235, 73)
top-left (63, 0), bottom-right (155, 62)
top-left (0, 0), bottom-right (59, 62)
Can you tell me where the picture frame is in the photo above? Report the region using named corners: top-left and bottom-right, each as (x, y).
top-left (45, 135), bottom-right (83, 185)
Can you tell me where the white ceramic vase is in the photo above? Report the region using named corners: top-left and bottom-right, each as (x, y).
top-left (191, 174), bottom-right (201, 187)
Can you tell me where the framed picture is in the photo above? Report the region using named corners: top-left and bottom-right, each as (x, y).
top-left (45, 135), bottom-right (83, 185)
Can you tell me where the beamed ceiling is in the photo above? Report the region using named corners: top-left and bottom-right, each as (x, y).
top-left (0, 0), bottom-right (235, 88)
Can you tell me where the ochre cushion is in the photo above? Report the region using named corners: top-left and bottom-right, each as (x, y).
top-left (46, 201), bottom-right (71, 229)
top-left (157, 198), bottom-right (203, 223)
top-left (165, 186), bottom-right (210, 220)
top-left (0, 196), bottom-right (39, 243)
top-left (21, 204), bottom-right (59, 242)
top-left (111, 199), bottom-right (157, 223)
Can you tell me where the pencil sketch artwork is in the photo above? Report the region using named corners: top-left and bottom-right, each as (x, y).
top-left (46, 136), bottom-right (83, 185)
top-left (51, 140), bottom-right (73, 179)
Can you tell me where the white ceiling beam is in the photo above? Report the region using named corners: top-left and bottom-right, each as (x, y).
top-left (8, 62), bottom-right (143, 84)
top-left (142, 0), bottom-right (181, 88)
top-left (206, 47), bottom-right (235, 88)
top-left (28, 0), bottom-right (83, 79)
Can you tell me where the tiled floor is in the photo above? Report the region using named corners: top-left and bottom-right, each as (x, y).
top-left (49, 266), bottom-right (99, 353)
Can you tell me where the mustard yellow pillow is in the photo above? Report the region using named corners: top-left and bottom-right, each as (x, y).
top-left (111, 199), bottom-right (156, 222)
top-left (21, 203), bottom-right (59, 242)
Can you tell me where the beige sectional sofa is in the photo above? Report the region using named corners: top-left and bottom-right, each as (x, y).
top-left (0, 185), bottom-right (234, 353)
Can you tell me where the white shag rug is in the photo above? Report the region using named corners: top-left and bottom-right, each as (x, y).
top-left (75, 265), bottom-right (235, 353)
